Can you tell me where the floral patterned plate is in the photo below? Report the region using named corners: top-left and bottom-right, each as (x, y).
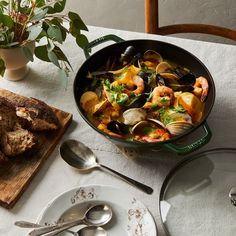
top-left (37, 185), bottom-right (157, 236)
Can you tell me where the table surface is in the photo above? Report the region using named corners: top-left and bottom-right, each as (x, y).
top-left (1, 26), bottom-right (236, 236)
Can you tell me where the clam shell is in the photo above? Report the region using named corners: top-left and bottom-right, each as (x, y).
top-left (166, 121), bottom-right (193, 136)
top-left (147, 118), bottom-right (166, 129)
top-left (123, 108), bottom-right (147, 125)
top-left (132, 119), bottom-right (166, 135)
top-left (156, 61), bottom-right (173, 73)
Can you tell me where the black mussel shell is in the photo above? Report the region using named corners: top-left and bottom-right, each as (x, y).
top-left (120, 46), bottom-right (136, 65)
top-left (178, 73), bottom-right (196, 85)
top-left (125, 94), bottom-right (147, 109)
top-left (138, 71), bottom-right (153, 82)
top-left (173, 66), bottom-right (190, 78)
top-left (107, 121), bottom-right (129, 134)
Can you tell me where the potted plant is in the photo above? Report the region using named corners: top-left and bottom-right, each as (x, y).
top-left (0, 0), bottom-right (88, 81)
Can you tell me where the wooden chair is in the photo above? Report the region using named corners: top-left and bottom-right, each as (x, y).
top-left (144, 0), bottom-right (236, 41)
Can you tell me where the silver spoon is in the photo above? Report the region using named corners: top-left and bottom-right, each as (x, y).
top-left (28, 204), bottom-right (112, 236)
top-left (60, 139), bottom-right (153, 194)
top-left (14, 221), bottom-right (106, 236)
top-left (77, 226), bottom-right (107, 236)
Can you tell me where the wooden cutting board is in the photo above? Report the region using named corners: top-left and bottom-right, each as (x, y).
top-left (0, 107), bottom-right (72, 209)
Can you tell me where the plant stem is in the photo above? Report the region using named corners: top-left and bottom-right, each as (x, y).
top-left (19, 1), bottom-right (35, 43)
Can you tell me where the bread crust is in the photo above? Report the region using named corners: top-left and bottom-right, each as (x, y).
top-left (0, 89), bottom-right (59, 130)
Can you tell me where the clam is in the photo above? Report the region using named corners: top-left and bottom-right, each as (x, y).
top-left (166, 121), bottom-right (193, 136)
top-left (159, 72), bottom-right (178, 80)
top-left (147, 118), bottom-right (166, 129)
top-left (139, 50), bottom-right (163, 69)
top-left (131, 120), bottom-right (150, 134)
top-left (123, 108), bottom-right (147, 125)
top-left (131, 119), bottom-right (166, 135)
top-left (93, 99), bottom-right (109, 115)
top-left (143, 50), bottom-right (163, 63)
top-left (156, 61), bottom-right (173, 73)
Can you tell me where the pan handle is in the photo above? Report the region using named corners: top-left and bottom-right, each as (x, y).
top-left (83, 34), bottom-right (125, 58)
top-left (163, 122), bottom-right (212, 155)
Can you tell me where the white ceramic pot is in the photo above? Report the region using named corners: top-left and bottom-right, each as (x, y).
top-left (0, 41), bottom-right (35, 81)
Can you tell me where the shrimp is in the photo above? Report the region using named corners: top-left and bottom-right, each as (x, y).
top-left (132, 75), bottom-right (145, 95)
top-left (144, 86), bottom-right (174, 108)
top-left (193, 76), bottom-right (209, 102)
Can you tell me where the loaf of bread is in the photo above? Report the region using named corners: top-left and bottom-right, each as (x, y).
top-left (0, 89), bottom-right (59, 158)
top-left (0, 89), bottom-right (59, 131)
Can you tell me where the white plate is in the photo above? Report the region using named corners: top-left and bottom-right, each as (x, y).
top-left (37, 185), bottom-right (157, 236)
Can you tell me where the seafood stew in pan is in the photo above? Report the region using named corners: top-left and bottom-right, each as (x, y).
top-left (79, 46), bottom-right (209, 143)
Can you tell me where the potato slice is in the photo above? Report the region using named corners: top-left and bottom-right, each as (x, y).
top-left (178, 92), bottom-right (204, 122)
top-left (80, 91), bottom-right (99, 113)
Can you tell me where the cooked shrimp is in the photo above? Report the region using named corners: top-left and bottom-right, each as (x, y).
top-left (151, 86), bottom-right (174, 107)
top-left (132, 75), bottom-right (145, 94)
top-left (193, 76), bottom-right (209, 102)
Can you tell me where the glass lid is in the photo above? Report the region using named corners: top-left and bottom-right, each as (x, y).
top-left (160, 148), bottom-right (236, 236)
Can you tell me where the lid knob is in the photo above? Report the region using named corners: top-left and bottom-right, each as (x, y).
top-left (229, 187), bottom-right (236, 206)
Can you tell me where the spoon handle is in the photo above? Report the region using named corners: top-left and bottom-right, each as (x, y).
top-left (15, 221), bottom-right (42, 228)
top-left (28, 219), bottom-right (83, 236)
top-left (15, 221), bottom-right (77, 235)
top-left (99, 164), bottom-right (153, 194)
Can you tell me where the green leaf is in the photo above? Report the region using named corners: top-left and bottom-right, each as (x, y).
top-left (0, 58), bottom-right (5, 77)
top-left (21, 46), bottom-right (34, 62)
top-left (0, 15), bottom-right (14, 28)
top-left (35, 45), bottom-right (50, 62)
top-left (68, 12), bottom-right (88, 31)
top-left (54, 46), bottom-right (72, 70)
top-left (0, 1), bottom-right (8, 6)
top-left (48, 50), bottom-right (60, 68)
top-left (46, 5), bottom-right (56, 14)
top-left (50, 18), bottom-right (68, 41)
top-left (54, 0), bottom-right (66, 13)
top-left (46, 0), bottom-right (66, 14)
top-left (28, 26), bottom-right (43, 40)
top-left (36, 0), bottom-right (46, 7)
top-left (31, 8), bottom-right (48, 21)
top-left (69, 20), bottom-right (81, 37)
top-left (47, 25), bottom-right (63, 43)
top-left (76, 34), bottom-right (89, 49)
top-left (47, 38), bottom-right (55, 52)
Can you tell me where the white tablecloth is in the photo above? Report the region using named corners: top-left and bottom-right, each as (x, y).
top-left (0, 26), bottom-right (236, 236)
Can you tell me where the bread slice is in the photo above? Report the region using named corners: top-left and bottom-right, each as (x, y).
top-left (0, 101), bottom-right (26, 135)
top-left (0, 89), bottom-right (59, 131)
top-left (1, 128), bottom-right (35, 156)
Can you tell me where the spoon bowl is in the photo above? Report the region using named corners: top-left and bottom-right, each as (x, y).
top-left (60, 139), bottom-right (153, 194)
top-left (77, 226), bottom-right (107, 236)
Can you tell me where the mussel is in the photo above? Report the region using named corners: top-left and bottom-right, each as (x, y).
top-left (107, 121), bottom-right (129, 135)
top-left (120, 46), bottom-right (136, 65)
top-left (125, 94), bottom-right (147, 109)
top-left (158, 73), bottom-right (196, 92)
